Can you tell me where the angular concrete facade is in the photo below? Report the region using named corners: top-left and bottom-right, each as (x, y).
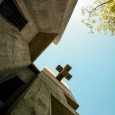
top-left (0, 0), bottom-right (79, 114)
top-left (2, 66), bottom-right (79, 115)
top-left (0, 64), bottom-right (40, 114)
top-left (0, 0), bottom-right (77, 76)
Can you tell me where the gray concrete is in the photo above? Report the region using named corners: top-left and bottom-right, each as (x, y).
top-left (0, 65), bottom-right (38, 114)
top-left (8, 68), bottom-right (79, 115)
top-left (0, 1), bottom-right (78, 114)
top-left (29, 33), bottom-right (57, 61)
top-left (0, 18), bottom-right (31, 76)
top-left (0, 0), bottom-right (77, 75)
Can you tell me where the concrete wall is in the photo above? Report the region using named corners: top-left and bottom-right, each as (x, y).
top-left (8, 74), bottom-right (51, 115)
top-left (0, 1), bottom-right (78, 114)
top-left (0, 65), bottom-right (39, 114)
top-left (8, 70), bottom-right (79, 115)
top-left (54, 0), bottom-right (78, 44)
top-left (0, 0), bottom-right (77, 75)
top-left (0, 18), bottom-right (31, 76)
top-left (29, 33), bottom-right (57, 62)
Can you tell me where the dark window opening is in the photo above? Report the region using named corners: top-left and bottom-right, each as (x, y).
top-left (28, 64), bottom-right (40, 75)
top-left (64, 93), bottom-right (79, 110)
top-left (0, 76), bottom-right (24, 103)
top-left (0, 0), bottom-right (27, 30)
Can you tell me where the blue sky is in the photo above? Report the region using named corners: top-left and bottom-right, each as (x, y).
top-left (34, 0), bottom-right (115, 115)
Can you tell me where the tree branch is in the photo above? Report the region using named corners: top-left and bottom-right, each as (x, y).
top-left (89, 0), bottom-right (112, 15)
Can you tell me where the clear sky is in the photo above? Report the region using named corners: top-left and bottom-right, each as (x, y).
top-left (34, 0), bottom-right (115, 115)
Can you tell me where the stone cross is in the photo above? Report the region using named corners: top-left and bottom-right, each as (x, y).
top-left (56, 64), bottom-right (72, 81)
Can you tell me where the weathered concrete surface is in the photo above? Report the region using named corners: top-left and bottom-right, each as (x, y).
top-left (42, 67), bottom-right (79, 110)
top-left (29, 33), bottom-right (57, 62)
top-left (23, 0), bottom-right (78, 44)
top-left (51, 95), bottom-right (74, 115)
top-left (0, 18), bottom-right (31, 76)
top-left (16, 0), bottom-right (38, 43)
top-left (0, 1), bottom-right (78, 114)
top-left (0, 0), bottom-right (77, 85)
top-left (24, 0), bottom-right (68, 33)
top-left (9, 75), bottom-right (51, 115)
top-left (54, 0), bottom-right (78, 44)
top-left (42, 67), bottom-right (75, 99)
top-left (16, 68), bottom-right (37, 83)
top-left (9, 69), bottom-right (79, 115)
top-left (0, 65), bottom-right (38, 114)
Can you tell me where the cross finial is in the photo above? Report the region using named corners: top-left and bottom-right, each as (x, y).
top-left (56, 64), bottom-right (72, 81)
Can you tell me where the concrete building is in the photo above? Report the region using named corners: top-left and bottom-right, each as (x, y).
top-left (0, 0), bottom-right (79, 114)
top-left (0, 64), bottom-right (79, 115)
top-left (0, 0), bottom-right (77, 76)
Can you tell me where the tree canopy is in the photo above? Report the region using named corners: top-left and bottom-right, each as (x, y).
top-left (82, 0), bottom-right (115, 35)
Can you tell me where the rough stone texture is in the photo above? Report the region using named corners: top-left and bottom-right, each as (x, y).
top-left (9, 68), bottom-right (79, 115)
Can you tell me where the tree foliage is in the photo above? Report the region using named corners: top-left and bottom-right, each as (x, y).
top-left (82, 0), bottom-right (115, 35)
